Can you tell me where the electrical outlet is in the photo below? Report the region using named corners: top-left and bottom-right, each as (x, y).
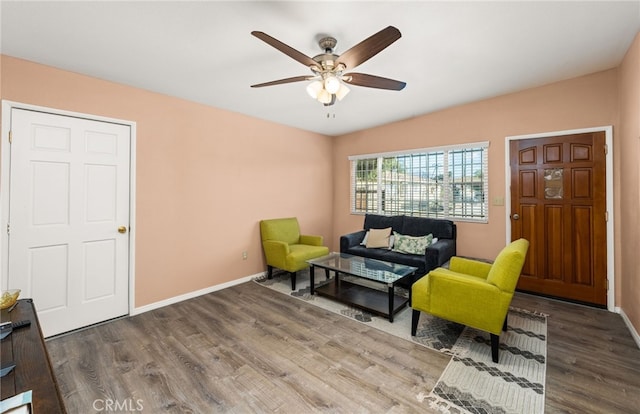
top-left (242, 251), bottom-right (248, 260)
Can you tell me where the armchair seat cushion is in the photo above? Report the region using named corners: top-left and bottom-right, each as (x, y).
top-left (413, 268), bottom-right (510, 334)
top-left (286, 244), bottom-right (330, 271)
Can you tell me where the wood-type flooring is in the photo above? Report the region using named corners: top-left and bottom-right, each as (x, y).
top-left (46, 281), bottom-right (640, 413)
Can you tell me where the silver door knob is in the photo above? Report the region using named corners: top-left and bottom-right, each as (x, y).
top-left (512, 214), bottom-right (520, 220)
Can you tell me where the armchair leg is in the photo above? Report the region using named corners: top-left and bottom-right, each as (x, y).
top-left (411, 310), bottom-right (421, 336)
top-left (490, 334), bottom-right (500, 363)
top-left (290, 272), bottom-right (296, 291)
top-left (503, 314), bottom-right (508, 332)
top-left (325, 268), bottom-right (330, 280)
top-left (267, 266), bottom-right (273, 280)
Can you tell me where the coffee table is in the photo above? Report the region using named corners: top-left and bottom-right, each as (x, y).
top-left (307, 253), bottom-right (417, 322)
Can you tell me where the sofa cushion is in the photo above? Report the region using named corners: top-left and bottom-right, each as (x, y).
top-left (345, 245), bottom-right (387, 261)
top-left (392, 232), bottom-right (433, 254)
top-left (365, 227), bottom-right (392, 248)
top-left (402, 215), bottom-right (455, 239)
top-left (364, 214), bottom-right (404, 233)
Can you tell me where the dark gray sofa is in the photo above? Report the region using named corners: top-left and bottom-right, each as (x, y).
top-left (340, 214), bottom-right (457, 288)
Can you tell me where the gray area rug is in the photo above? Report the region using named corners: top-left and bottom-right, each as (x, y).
top-left (255, 269), bottom-right (547, 414)
top-left (420, 307), bottom-right (547, 414)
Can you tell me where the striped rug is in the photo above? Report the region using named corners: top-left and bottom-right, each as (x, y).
top-left (419, 308), bottom-right (547, 414)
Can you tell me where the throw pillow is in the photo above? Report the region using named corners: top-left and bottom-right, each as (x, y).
top-left (392, 232), bottom-right (434, 254)
top-left (365, 227), bottom-right (393, 249)
top-left (361, 231), bottom-right (395, 248)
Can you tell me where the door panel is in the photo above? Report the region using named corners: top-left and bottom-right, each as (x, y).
top-left (84, 239), bottom-right (117, 300)
top-left (30, 244), bottom-right (68, 310)
top-left (510, 132), bottom-right (607, 306)
top-left (33, 161), bottom-right (70, 225)
top-left (8, 108), bottom-right (130, 337)
top-left (544, 205), bottom-right (563, 279)
top-left (519, 203), bottom-right (537, 277)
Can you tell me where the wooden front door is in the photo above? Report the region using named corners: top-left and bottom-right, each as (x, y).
top-left (510, 132), bottom-right (607, 306)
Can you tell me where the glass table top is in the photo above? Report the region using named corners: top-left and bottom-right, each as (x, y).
top-left (307, 252), bottom-right (417, 284)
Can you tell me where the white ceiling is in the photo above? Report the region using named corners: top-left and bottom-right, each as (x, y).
top-left (1, 1), bottom-right (639, 136)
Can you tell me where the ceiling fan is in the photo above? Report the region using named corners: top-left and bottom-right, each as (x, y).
top-left (251, 26), bottom-right (406, 106)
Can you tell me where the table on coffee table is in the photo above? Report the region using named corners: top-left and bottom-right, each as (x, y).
top-left (307, 252), bottom-right (417, 322)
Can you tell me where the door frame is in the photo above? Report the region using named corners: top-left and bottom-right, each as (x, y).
top-left (0, 100), bottom-right (137, 315)
top-left (505, 126), bottom-right (614, 311)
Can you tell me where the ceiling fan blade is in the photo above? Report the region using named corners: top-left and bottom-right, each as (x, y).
top-left (336, 26), bottom-right (401, 70)
top-left (251, 75), bottom-right (313, 88)
top-left (252, 31), bottom-right (320, 70)
top-left (344, 73), bottom-right (406, 91)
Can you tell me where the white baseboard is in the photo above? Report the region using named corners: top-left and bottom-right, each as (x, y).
top-left (130, 272), bottom-right (266, 316)
top-left (616, 306), bottom-right (640, 349)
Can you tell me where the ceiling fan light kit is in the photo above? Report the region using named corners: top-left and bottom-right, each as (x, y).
top-left (251, 26), bottom-right (406, 106)
top-left (306, 76), bottom-right (350, 103)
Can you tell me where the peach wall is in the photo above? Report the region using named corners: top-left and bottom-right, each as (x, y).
top-left (334, 69), bottom-right (618, 262)
top-left (618, 32), bottom-right (640, 335)
top-left (0, 56), bottom-right (334, 307)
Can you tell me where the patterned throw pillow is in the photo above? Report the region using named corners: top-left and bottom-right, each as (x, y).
top-left (392, 232), bottom-right (433, 254)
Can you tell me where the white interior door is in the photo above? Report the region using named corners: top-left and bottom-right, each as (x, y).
top-left (7, 108), bottom-right (130, 337)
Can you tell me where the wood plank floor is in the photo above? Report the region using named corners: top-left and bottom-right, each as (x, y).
top-left (46, 281), bottom-right (640, 413)
top-left (510, 293), bottom-right (640, 413)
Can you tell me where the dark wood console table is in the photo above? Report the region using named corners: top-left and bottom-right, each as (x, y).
top-left (1, 299), bottom-right (66, 413)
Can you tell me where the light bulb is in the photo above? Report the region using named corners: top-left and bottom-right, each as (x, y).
top-left (335, 83), bottom-right (350, 101)
top-left (306, 80), bottom-right (323, 99)
top-left (324, 76), bottom-right (341, 94)
top-left (317, 88), bottom-right (332, 104)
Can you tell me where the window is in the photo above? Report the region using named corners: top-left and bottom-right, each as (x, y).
top-left (350, 142), bottom-right (489, 222)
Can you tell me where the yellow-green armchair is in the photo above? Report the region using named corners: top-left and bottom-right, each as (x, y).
top-left (260, 217), bottom-right (329, 290)
top-left (411, 238), bottom-right (529, 363)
